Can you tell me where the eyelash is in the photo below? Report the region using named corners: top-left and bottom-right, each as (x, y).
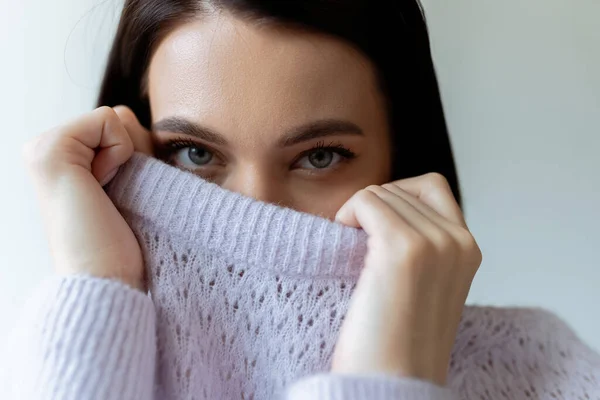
top-left (157, 138), bottom-right (220, 162)
top-left (292, 140), bottom-right (357, 166)
top-left (157, 138), bottom-right (357, 167)
top-left (163, 138), bottom-right (204, 152)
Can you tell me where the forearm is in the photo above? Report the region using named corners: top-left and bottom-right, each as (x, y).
top-left (3, 275), bottom-right (156, 400)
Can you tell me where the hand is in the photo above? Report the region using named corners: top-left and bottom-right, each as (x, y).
top-left (332, 173), bottom-right (482, 386)
top-left (23, 106), bottom-right (153, 290)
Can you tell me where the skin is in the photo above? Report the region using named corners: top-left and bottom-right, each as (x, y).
top-left (24, 12), bottom-right (481, 387)
top-left (147, 15), bottom-right (391, 218)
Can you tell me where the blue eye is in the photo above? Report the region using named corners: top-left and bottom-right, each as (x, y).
top-left (188, 147), bottom-right (213, 165)
top-left (298, 149), bottom-right (342, 169)
top-left (174, 146), bottom-right (214, 167)
top-left (294, 142), bottom-right (356, 171)
top-left (308, 149), bottom-right (334, 168)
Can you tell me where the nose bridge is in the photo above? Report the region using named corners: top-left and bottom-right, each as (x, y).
top-left (223, 165), bottom-right (282, 205)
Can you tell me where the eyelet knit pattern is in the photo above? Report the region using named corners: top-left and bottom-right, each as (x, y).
top-left (4, 153), bottom-right (599, 400)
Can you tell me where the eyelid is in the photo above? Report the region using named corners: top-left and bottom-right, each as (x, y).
top-left (292, 141), bottom-right (356, 163)
top-left (156, 135), bottom-right (356, 172)
top-left (158, 135), bottom-right (228, 163)
top-left (291, 144), bottom-right (357, 171)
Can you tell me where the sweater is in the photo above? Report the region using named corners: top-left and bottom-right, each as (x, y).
top-left (3, 153), bottom-right (600, 400)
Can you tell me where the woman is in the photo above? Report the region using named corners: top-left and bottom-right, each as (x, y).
top-left (10, 0), bottom-right (599, 399)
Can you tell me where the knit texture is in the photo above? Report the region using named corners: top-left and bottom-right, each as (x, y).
top-left (3, 276), bottom-right (156, 400)
top-left (4, 153), bottom-right (600, 400)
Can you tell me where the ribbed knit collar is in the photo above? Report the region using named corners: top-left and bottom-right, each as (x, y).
top-left (107, 153), bottom-right (368, 278)
top-left (107, 154), bottom-right (579, 354)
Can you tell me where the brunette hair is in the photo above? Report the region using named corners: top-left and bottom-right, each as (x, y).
top-left (98, 0), bottom-right (462, 205)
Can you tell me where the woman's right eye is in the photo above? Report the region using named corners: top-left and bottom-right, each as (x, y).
top-left (173, 146), bottom-right (215, 168)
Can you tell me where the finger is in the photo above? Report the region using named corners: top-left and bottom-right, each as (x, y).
top-left (391, 173), bottom-right (466, 227)
top-left (25, 108), bottom-right (133, 188)
top-left (39, 107), bottom-right (133, 185)
top-left (386, 181), bottom-right (480, 258)
top-left (58, 106), bottom-right (127, 150)
top-left (382, 183), bottom-right (456, 232)
top-left (365, 185), bottom-right (441, 237)
top-left (55, 107), bottom-right (133, 185)
top-left (335, 188), bottom-right (417, 239)
top-left (87, 108), bottom-right (134, 185)
top-left (113, 105), bottom-right (154, 155)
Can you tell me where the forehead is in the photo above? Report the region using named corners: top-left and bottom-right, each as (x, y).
top-left (147, 14), bottom-right (384, 132)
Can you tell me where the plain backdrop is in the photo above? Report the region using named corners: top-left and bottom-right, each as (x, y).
top-left (1, 0), bottom-right (598, 352)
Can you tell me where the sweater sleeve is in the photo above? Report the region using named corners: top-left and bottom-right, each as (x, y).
top-left (2, 275), bottom-right (156, 400)
top-left (285, 374), bottom-right (459, 400)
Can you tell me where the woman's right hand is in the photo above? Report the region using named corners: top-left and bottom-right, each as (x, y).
top-left (23, 106), bottom-right (153, 291)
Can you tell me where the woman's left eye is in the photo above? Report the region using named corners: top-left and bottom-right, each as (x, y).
top-left (296, 149), bottom-right (343, 170)
top-left (173, 146), bottom-right (215, 168)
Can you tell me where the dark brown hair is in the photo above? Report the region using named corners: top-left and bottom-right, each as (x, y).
top-left (98, 0), bottom-right (462, 205)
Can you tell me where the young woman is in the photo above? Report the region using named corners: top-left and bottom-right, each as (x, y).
top-left (11, 0), bottom-right (599, 399)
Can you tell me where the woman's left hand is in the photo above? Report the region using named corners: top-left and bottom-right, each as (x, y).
top-left (332, 173), bottom-right (482, 386)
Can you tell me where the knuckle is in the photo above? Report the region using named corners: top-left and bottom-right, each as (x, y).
top-left (381, 182), bottom-right (396, 192)
top-left (455, 227), bottom-right (476, 247)
top-left (470, 240), bottom-right (483, 265)
top-left (425, 172), bottom-right (450, 189)
top-left (95, 105), bottom-right (113, 115)
top-left (401, 232), bottom-right (429, 255)
top-left (474, 247), bottom-right (483, 266)
top-left (94, 106), bottom-right (132, 143)
top-left (364, 184), bottom-right (396, 200)
top-left (355, 187), bottom-right (379, 203)
top-left (430, 229), bottom-right (454, 252)
top-left (95, 105), bottom-right (119, 123)
top-left (364, 184), bottom-right (383, 194)
top-left (113, 105), bottom-right (136, 124)
top-left (381, 182), bottom-right (403, 196)
top-left (455, 228), bottom-right (483, 263)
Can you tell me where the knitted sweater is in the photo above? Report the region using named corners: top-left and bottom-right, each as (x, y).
top-left (4, 153), bottom-right (600, 400)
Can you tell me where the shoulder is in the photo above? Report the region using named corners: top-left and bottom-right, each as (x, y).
top-left (448, 306), bottom-right (600, 399)
top-left (456, 306), bottom-right (581, 348)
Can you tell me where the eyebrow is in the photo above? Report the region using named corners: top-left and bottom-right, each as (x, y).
top-left (152, 117), bottom-right (364, 147)
top-left (153, 117), bottom-right (228, 146)
top-left (278, 120), bottom-right (364, 147)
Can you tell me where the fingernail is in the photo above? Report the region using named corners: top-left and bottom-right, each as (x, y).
top-left (100, 167), bottom-right (119, 186)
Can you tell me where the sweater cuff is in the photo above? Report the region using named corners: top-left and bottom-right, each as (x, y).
top-left (8, 275), bottom-right (156, 400)
top-left (286, 373), bottom-right (458, 400)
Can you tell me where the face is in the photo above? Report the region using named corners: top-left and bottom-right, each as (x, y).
top-left (147, 13), bottom-right (391, 219)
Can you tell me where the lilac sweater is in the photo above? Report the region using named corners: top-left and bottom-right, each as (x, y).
top-left (4, 154), bottom-right (600, 399)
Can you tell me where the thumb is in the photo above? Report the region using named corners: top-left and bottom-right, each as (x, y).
top-left (113, 105), bottom-right (154, 155)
